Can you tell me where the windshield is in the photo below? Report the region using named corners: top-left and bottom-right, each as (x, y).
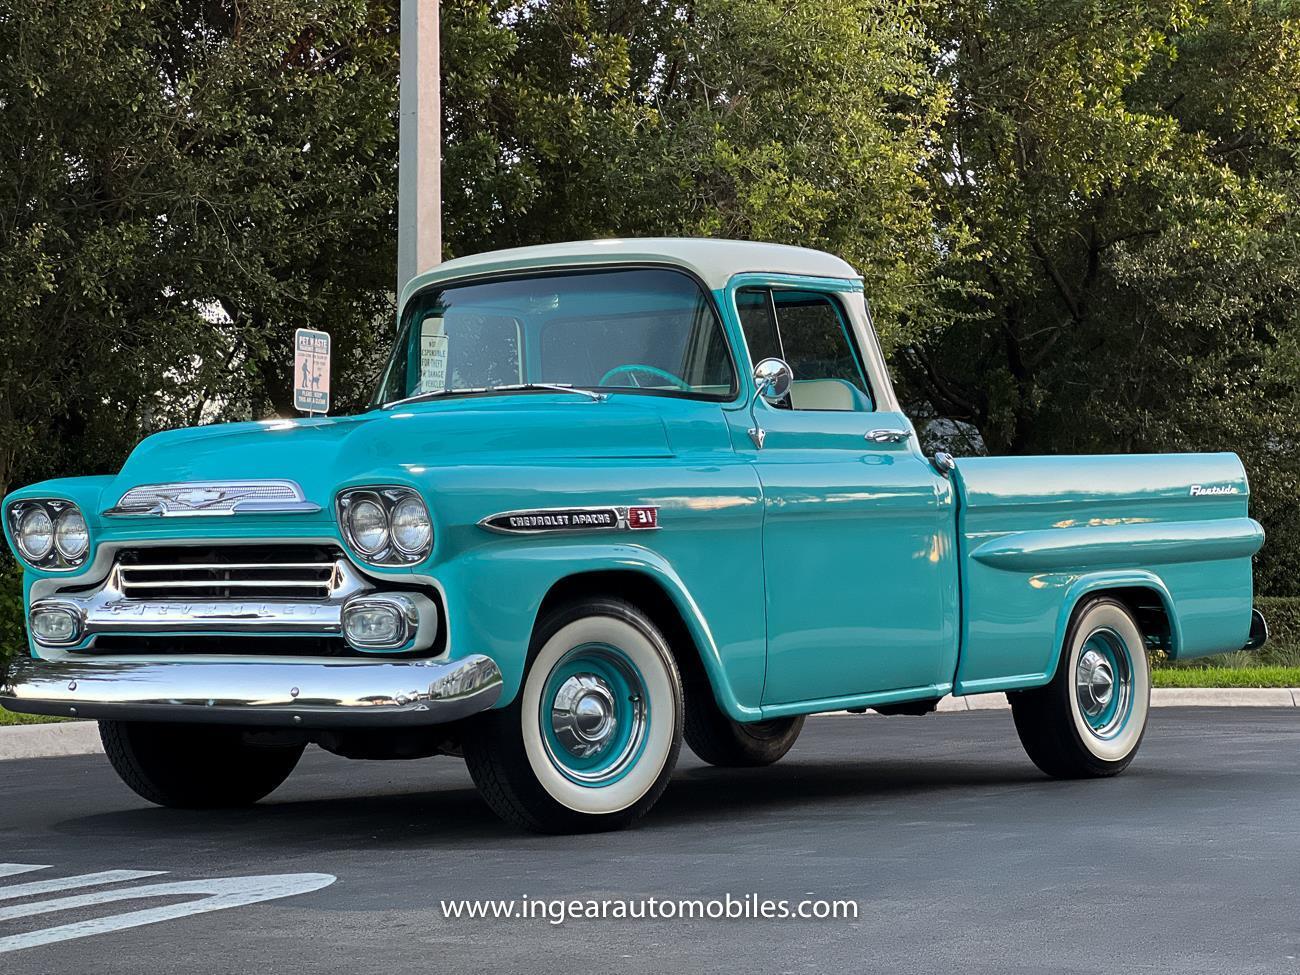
top-left (375, 267), bottom-right (737, 406)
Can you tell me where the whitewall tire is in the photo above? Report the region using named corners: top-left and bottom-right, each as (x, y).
top-left (463, 598), bottom-right (683, 832)
top-left (1009, 596), bottom-right (1152, 778)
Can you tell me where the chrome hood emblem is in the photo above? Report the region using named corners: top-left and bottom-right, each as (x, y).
top-left (104, 480), bottom-right (321, 517)
top-left (171, 488), bottom-right (226, 508)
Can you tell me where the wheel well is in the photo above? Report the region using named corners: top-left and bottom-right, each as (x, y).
top-left (1081, 586), bottom-right (1174, 657)
top-left (535, 570), bottom-right (711, 691)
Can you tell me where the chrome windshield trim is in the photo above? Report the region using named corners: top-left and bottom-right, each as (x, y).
top-left (104, 480), bottom-right (322, 517)
top-left (0, 654), bottom-right (503, 728)
top-left (377, 263), bottom-right (742, 409)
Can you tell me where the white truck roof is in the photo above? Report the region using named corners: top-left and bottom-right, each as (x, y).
top-left (400, 237), bottom-right (861, 306)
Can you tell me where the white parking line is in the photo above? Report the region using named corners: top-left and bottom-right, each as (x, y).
top-left (0, 865), bottom-right (336, 954)
top-left (0, 870), bottom-right (166, 902)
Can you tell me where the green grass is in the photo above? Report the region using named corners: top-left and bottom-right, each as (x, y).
top-left (1152, 666), bottom-right (1300, 688)
top-left (0, 709), bottom-right (73, 726)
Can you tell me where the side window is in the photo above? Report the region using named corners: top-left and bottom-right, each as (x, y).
top-left (737, 288), bottom-right (873, 412)
top-left (736, 289), bottom-right (783, 364)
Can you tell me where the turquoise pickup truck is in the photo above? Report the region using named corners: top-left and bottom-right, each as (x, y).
top-left (1, 239), bottom-right (1267, 832)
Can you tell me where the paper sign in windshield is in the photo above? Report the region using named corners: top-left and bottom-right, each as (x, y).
top-left (294, 328), bottom-right (331, 413)
top-left (419, 317), bottom-right (449, 392)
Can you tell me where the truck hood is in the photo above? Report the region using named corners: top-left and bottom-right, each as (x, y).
top-left (104, 396), bottom-right (674, 513)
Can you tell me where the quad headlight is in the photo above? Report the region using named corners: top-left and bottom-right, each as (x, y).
top-left (390, 495), bottom-right (434, 555)
top-left (348, 498), bottom-right (389, 555)
top-left (54, 507), bottom-right (89, 560)
top-left (336, 487), bottom-right (433, 565)
top-left (17, 506), bottom-right (53, 561)
top-left (7, 499), bottom-right (90, 570)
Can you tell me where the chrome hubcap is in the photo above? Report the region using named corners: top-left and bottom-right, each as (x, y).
top-left (540, 643), bottom-right (651, 786)
top-left (1074, 627), bottom-right (1134, 739)
top-left (551, 674), bottom-right (618, 758)
top-left (1076, 649), bottom-right (1115, 716)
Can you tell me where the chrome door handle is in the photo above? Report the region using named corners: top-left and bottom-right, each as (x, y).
top-left (864, 428), bottom-right (913, 444)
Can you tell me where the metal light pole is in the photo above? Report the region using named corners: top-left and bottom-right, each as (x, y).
top-left (397, 0), bottom-right (441, 296)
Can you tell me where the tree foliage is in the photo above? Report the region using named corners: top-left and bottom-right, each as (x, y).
top-left (2, 0), bottom-right (1300, 595)
top-left (442, 0), bottom-right (954, 342)
top-left (0, 0), bottom-right (399, 498)
top-left (903, 0), bottom-right (1300, 590)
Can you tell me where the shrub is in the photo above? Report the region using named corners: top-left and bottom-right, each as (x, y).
top-left (0, 556), bottom-right (24, 684)
top-left (1154, 597), bottom-right (1300, 670)
top-left (1255, 596), bottom-right (1300, 656)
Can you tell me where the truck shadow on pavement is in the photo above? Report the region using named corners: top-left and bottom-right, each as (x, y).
top-left (46, 755), bottom-right (1050, 848)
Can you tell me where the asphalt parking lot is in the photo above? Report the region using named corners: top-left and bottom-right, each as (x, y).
top-left (0, 707), bottom-right (1297, 974)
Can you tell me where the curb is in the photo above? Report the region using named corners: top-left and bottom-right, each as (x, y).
top-left (2, 689), bottom-right (1298, 761)
top-left (0, 721), bottom-right (103, 762)
top-left (935, 688), bottom-right (1300, 712)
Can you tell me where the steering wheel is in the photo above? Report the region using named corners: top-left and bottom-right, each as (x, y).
top-left (597, 363), bottom-right (693, 391)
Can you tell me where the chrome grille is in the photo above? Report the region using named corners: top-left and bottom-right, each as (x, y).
top-left (115, 545), bottom-right (343, 601)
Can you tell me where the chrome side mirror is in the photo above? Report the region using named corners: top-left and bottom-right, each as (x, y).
top-left (752, 357), bottom-right (793, 403)
top-left (747, 358), bottom-right (793, 449)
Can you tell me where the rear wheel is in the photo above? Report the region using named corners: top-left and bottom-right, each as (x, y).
top-left (1009, 597), bottom-right (1151, 778)
top-left (463, 598), bottom-right (683, 833)
top-left (99, 721), bottom-right (305, 808)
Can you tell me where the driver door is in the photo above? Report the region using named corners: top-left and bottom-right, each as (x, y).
top-left (731, 286), bottom-right (957, 708)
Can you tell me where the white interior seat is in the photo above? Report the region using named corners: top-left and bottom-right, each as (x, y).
top-left (789, 379), bottom-right (859, 411)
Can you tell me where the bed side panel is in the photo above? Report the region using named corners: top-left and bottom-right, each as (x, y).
top-left (952, 453), bottom-right (1261, 694)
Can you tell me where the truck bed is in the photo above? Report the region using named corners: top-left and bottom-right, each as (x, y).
top-left (951, 453), bottom-right (1263, 695)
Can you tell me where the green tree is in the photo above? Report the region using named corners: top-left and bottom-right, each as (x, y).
top-left (0, 0), bottom-right (400, 499)
top-left (5, 0), bottom-right (1298, 622)
top-left (2, 0), bottom-right (953, 496)
top-left (442, 0), bottom-right (957, 346)
top-left (904, 0), bottom-right (1300, 590)
top-left (0, 0), bottom-right (962, 668)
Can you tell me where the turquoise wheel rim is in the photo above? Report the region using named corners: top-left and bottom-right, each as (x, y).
top-left (1075, 627), bottom-right (1134, 739)
top-left (539, 643), bottom-right (650, 787)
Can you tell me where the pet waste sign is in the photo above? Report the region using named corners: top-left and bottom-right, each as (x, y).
top-left (294, 328), bottom-right (331, 414)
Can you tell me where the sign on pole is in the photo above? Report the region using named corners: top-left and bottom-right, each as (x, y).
top-left (294, 328), bottom-right (331, 414)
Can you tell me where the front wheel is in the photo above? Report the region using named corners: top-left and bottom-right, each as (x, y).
top-left (99, 721), bottom-right (305, 808)
top-left (685, 681), bottom-right (804, 767)
top-left (1009, 596), bottom-right (1151, 778)
top-left (463, 598), bottom-right (683, 833)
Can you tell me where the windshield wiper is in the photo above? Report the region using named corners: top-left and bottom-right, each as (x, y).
top-left (382, 387), bottom-right (491, 409)
top-left (383, 383), bottom-right (606, 410)
top-left (489, 383), bottom-right (606, 401)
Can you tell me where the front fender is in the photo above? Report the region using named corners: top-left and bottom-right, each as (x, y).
top-left (429, 541), bottom-right (764, 721)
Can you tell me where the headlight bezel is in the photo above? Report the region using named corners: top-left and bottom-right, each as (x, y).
top-left (7, 499), bottom-right (91, 571)
top-left (336, 486), bottom-right (433, 566)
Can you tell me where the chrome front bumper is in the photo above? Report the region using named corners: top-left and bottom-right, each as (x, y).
top-left (0, 654), bottom-right (503, 728)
